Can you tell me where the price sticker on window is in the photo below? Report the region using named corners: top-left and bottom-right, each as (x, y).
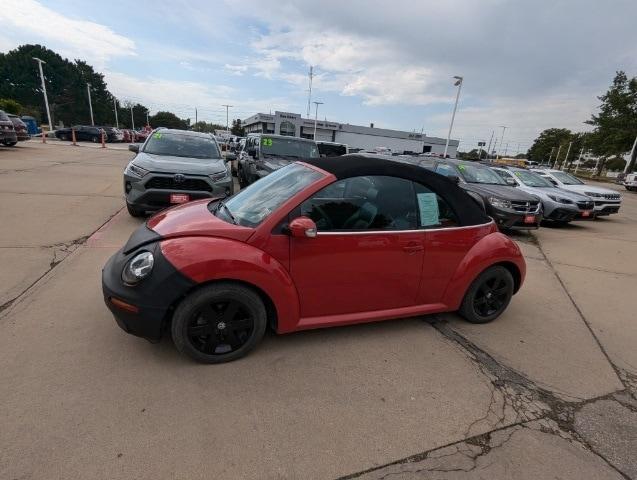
top-left (262, 138), bottom-right (273, 147)
top-left (417, 192), bottom-right (440, 227)
top-left (153, 133), bottom-right (162, 139)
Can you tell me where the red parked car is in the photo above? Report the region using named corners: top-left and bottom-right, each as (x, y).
top-left (102, 155), bottom-right (526, 363)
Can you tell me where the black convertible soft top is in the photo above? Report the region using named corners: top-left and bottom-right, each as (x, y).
top-left (304, 154), bottom-right (491, 227)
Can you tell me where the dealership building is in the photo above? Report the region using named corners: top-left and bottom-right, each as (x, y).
top-left (242, 111), bottom-right (458, 156)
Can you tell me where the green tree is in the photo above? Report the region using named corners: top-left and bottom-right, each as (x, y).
top-left (605, 156), bottom-right (626, 171)
top-left (119, 102), bottom-right (149, 129)
top-left (149, 111), bottom-right (189, 129)
top-left (0, 98), bottom-right (23, 114)
top-left (528, 128), bottom-right (573, 165)
top-left (192, 121), bottom-right (226, 133)
top-left (586, 71), bottom-right (637, 174)
top-left (230, 118), bottom-right (245, 136)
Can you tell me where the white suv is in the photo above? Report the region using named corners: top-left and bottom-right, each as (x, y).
top-left (531, 169), bottom-right (622, 216)
top-left (624, 172), bottom-right (637, 191)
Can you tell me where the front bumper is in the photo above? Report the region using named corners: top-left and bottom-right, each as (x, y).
top-left (489, 207), bottom-right (542, 230)
top-left (101, 228), bottom-right (195, 341)
top-left (1, 131), bottom-right (18, 143)
top-left (592, 200), bottom-right (621, 216)
top-left (125, 173), bottom-right (233, 213)
top-left (545, 207), bottom-right (578, 223)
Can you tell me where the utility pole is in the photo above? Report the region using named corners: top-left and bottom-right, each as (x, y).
top-left (561, 141), bottom-right (573, 171)
top-left (113, 98), bottom-right (119, 128)
top-left (222, 104), bottom-right (233, 131)
top-left (195, 108), bottom-right (198, 130)
top-left (306, 66), bottom-right (314, 118)
top-left (496, 125), bottom-right (507, 159)
top-left (503, 142), bottom-right (509, 157)
top-left (86, 83), bottom-right (94, 126)
top-left (485, 130), bottom-right (495, 160)
top-left (547, 146), bottom-right (555, 166)
top-left (312, 101), bottom-right (323, 140)
top-left (130, 105), bottom-right (135, 133)
top-left (553, 144), bottom-right (563, 169)
top-left (33, 57), bottom-right (53, 130)
top-left (444, 76), bottom-right (463, 158)
top-left (623, 134), bottom-right (637, 173)
top-left (574, 147), bottom-right (584, 174)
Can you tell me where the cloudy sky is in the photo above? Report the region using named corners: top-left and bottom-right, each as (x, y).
top-left (1, 0), bottom-right (636, 152)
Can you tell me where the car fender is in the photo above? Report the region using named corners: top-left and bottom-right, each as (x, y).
top-left (441, 232), bottom-right (526, 309)
top-left (160, 236), bottom-right (300, 333)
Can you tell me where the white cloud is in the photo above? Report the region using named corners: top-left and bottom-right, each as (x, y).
top-left (104, 71), bottom-right (293, 123)
top-left (0, 0), bottom-right (135, 66)
top-left (224, 64), bottom-right (248, 76)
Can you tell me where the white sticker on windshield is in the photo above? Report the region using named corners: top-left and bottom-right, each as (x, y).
top-left (417, 192), bottom-right (440, 227)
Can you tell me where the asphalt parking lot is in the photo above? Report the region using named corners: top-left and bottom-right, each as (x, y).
top-left (1, 141), bottom-right (636, 480)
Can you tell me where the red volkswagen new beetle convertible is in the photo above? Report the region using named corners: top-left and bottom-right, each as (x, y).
top-left (102, 155), bottom-right (526, 363)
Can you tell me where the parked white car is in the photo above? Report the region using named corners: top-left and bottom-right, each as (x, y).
top-left (624, 172), bottom-right (637, 191)
top-left (531, 169), bottom-right (621, 216)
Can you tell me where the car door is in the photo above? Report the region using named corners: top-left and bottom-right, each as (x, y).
top-left (289, 175), bottom-right (425, 319)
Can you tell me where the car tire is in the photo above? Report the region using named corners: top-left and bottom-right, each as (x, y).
top-left (458, 266), bottom-right (514, 324)
top-left (126, 202), bottom-right (144, 217)
top-left (6, 142), bottom-right (17, 147)
top-left (171, 282), bottom-right (267, 364)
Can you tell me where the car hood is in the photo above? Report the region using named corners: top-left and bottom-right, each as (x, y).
top-left (146, 199), bottom-right (253, 242)
top-left (461, 183), bottom-right (539, 201)
top-left (519, 186), bottom-right (592, 202)
top-left (558, 183), bottom-right (620, 196)
top-left (132, 152), bottom-right (226, 175)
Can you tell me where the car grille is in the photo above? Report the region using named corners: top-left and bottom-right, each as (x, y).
top-left (576, 201), bottom-right (594, 210)
top-left (510, 200), bottom-right (540, 213)
top-left (603, 193), bottom-right (621, 200)
top-left (145, 176), bottom-right (212, 192)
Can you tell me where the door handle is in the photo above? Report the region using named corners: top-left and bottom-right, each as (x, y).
top-left (402, 242), bottom-right (424, 254)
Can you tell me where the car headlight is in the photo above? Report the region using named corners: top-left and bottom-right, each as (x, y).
top-left (488, 196), bottom-right (512, 209)
top-left (121, 251), bottom-right (154, 285)
top-left (209, 169), bottom-right (230, 182)
top-left (125, 163), bottom-right (149, 178)
top-left (547, 194), bottom-right (573, 204)
top-left (584, 191), bottom-right (602, 198)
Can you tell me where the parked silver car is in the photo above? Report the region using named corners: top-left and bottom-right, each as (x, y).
top-left (124, 129), bottom-right (233, 216)
top-left (492, 166), bottom-right (595, 224)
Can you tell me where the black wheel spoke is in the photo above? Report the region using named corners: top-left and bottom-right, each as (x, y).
top-left (222, 301), bottom-right (240, 322)
top-left (223, 330), bottom-right (241, 348)
top-left (203, 335), bottom-right (220, 354)
top-left (188, 323), bottom-right (212, 336)
top-left (230, 317), bottom-right (252, 330)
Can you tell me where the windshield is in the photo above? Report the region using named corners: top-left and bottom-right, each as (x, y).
top-left (551, 171), bottom-right (584, 185)
top-left (456, 163), bottom-right (506, 185)
top-left (143, 132), bottom-right (221, 159)
top-left (217, 163), bottom-right (323, 227)
top-left (260, 137), bottom-right (319, 158)
top-left (513, 170), bottom-right (554, 187)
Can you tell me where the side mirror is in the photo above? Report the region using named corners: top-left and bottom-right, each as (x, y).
top-left (505, 177), bottom-right (517, 186)
top-left (225, 152), bottom-right (236, 161)
top-left (248, 147), bottom-right (257, 158)
top-left (128, 144), bottom-right (139, 153)
top-left (447, 175), bottom-right (460, 184)
top-left (287, 216), bottom-right (318, 238)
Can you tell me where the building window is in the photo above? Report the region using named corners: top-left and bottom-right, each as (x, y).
top-left (422, 145), bottom-right (432, 153)
top-left (279, 120), bottom-right (296, 137)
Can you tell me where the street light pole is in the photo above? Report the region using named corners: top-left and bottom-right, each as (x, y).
top-left (313, 101), bottom-right (324, 140)
top-left (443, 76), bottom-right (463, 158)
top-left (496, 125), bottom-right (507, 159)
top-left (624, 134), bottom-right (637, 174)
top-left (486, 130), bottom-right (494, 160)
top-left (86, 83), bottom-right (94, 126)
top-left (222, 104), bottom-right (233, 131)
top-left (574, 147), bottom-right (584, 174)
top-left (32, 57), bottom-right (53, 130)
top-left (553, 144), bottom-right (563, 169)
top-left (130, 105), bottom-right (135, 132)
top-left (561, 141), bottom-right (573, 171)
top-left (113, 98), bottom-right (119, 128)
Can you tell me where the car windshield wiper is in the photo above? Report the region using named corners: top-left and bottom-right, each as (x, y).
top-left (217, 201), bottom-right (237, 225)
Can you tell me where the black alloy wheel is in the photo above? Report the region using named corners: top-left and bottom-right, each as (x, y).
top-left (459, 266), bottom-right (514, 324)
top-left (172, 283), bottom-right (267, 363)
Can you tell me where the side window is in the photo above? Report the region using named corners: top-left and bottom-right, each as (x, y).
top-left (413, 183), bottom-right (460, 229)
top-left (494, 169), bottom-right (512, 180)
top-left (435, 163), bottom-right (457, 177)
top-left (300, 176), bottom-right (418, 231)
